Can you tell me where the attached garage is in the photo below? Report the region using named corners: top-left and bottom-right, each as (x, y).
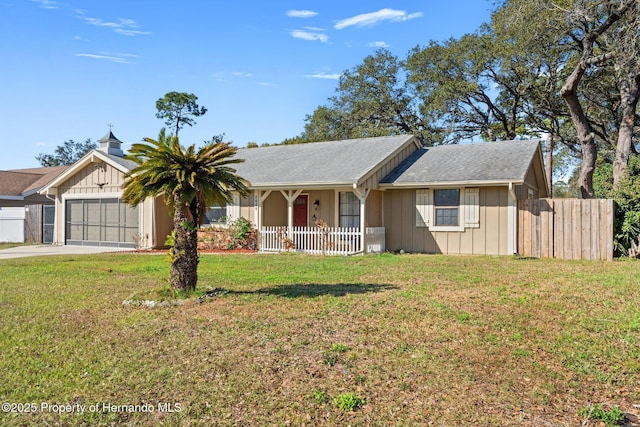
top-left (65, 198), bottom-right (139, 247)
top-left (39, 131), bottom-right (173, 249)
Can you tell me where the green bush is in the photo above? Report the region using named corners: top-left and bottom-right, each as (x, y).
top-left (334, 392), bottom-right (364, 411)
top-left (197, 217), bottom-right (256, 250)
top-left (593, 154), bottom-right (640, 256)
top-left (233, 217), bottom-right (253, 245)
top-left (578, 404), bottom-right (625, 426)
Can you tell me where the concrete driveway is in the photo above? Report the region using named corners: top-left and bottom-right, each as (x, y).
top-left (0, 245), bottom-right (134, 259)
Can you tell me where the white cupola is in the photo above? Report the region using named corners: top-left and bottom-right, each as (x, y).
top-left (97, 131), bottom-right (124, 157)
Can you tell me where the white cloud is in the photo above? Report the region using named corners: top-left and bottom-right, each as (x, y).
top-left (369, 41), bottom-right (390, 48)
top-left (291, 30), bottom-right (328, 43)
top-left (335, 8), bottom-right (422, 30)
top-left (35, 141), bottom-right (48, 147)
top-left (75, 53), bottom-right (133, 64)
top-left (76, 12), bottom-right (150, 36)
top-left (301, 26), bottom-right (326, 32)
top-left (74, 35), bottom-right (89, 42)
top-left (287, 10), bottom-right (318, 18)
top-left (115, 29), bottom-right (151, 36)
top-left (232, 72), bottom-right (253, 78)
top-left (258, 82), bottom-right (276, 87)
top-left (305, 72), bottom-right (341, 80)
top-left (31, 0), bottom-right (57, 9)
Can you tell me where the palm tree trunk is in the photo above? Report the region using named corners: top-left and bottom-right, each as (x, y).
top-left (170, 194), bottom-right (199, 292)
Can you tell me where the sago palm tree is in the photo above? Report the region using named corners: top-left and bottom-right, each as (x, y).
top-left (122, 128), bottom-right (248, 292)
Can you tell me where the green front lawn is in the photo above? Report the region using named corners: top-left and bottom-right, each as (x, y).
top-left (0, 253), bottom-right (638, 426)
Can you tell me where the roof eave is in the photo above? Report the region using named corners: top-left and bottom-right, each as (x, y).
top-left (248, 181), bottom-right (356, 190)
top-left (379, 179), bottom-right (526, 189)
top-left (21, 188), bottom-right (41, 197)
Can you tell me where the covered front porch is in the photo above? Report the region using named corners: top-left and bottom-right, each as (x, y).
top-left (251, 188), bottom-right (385, 255)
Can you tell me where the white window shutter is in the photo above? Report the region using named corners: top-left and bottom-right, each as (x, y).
top-left (227, 192), bottom-right (240, 223)
top-left (416, 189), bottom-right (432, 228)
top-left (464, 188), bottom-right (480, 228)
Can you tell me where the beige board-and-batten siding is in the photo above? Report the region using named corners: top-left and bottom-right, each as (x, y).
top-left (518, 198), bottom-right (614, 261)
top-left (384, 187), bottom-right (511, 255)
top-left (52, 160), bottom-right (170, 248)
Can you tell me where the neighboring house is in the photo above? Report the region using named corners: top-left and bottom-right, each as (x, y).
top-left (39, 132), bottom-right (172, 248)
top-left (0, 165), bottom-right (68, 243)
top-left (39, 133), bottom-right (547, 255)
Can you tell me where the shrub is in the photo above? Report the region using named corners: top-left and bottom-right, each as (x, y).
top-left (197, 217), bottom-right (256, 250)
top-left (334, 392), bottom-right (364, 411)
top-left (578, 404), bottom-right (625, 426)
top-left (593, 154), bottom-right (640, 257)
top-left (312, 389), bottom-right (328, 404)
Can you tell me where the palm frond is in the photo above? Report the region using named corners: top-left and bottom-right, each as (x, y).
top-left (122, 128), bottom-right (248, 225)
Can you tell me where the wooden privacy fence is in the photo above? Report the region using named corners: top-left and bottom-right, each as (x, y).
top-left (518, 198), bottom-right (614, 261)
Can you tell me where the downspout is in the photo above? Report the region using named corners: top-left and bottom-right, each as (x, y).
top-left (508, 182), bottom-right (517, 255)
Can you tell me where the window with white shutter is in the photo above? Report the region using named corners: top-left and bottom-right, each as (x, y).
top-left (463, 188), bottom-right (480, 228)
top-left (415, 188), bottom-right (480, 231)
top-left (416, 189), bottom-right (432, 227)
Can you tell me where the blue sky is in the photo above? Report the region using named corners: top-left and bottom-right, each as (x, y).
top-left (0, 0), bottom-right (494, 170)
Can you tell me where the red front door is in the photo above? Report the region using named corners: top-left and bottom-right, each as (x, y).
top-left (293, 195), bottom-right (308, 227)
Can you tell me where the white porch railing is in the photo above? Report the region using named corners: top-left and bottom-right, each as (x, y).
top-left (260, 226), bottom-right (362, 255)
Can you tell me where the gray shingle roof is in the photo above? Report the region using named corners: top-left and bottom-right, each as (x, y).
top-left (232, 135), bottom-right (418, 187)
top-left (381, 139), bottom-right (541, 186)
top-left (104, 152), bottom-right (137, 170)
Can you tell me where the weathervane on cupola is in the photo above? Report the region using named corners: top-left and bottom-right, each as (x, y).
top-left (97, 124), bottom-right (124, 157)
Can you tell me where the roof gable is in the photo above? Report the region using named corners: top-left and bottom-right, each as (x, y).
top-left (39, 150), bottom-right (136, 195)
top-left (381, 140), bottom-right (544, 187)
top-left (233, 135), bottom-right (420, 188)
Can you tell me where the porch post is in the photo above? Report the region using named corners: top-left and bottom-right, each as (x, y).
top-left (280, 189), bottom-right (303, 235)
top-left (353, 187), bottom-right (370, 253)
top-left (254, 191), bottom-right (261, 230)
top-left (254, 190), bottom-right (271, 251)
top-left (256, 190), bottom-right (272, 230)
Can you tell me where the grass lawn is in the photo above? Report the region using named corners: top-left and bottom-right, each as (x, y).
top-left (0, 253), bottom-right (639, 426)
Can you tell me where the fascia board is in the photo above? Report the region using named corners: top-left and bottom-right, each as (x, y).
top-left (248, 181), bottom-right (355, 190)
top-left (378, 179), bottom-right (525, 189)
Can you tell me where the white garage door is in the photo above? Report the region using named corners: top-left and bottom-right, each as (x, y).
top-left (65, 199), bottom-right (139, 248)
